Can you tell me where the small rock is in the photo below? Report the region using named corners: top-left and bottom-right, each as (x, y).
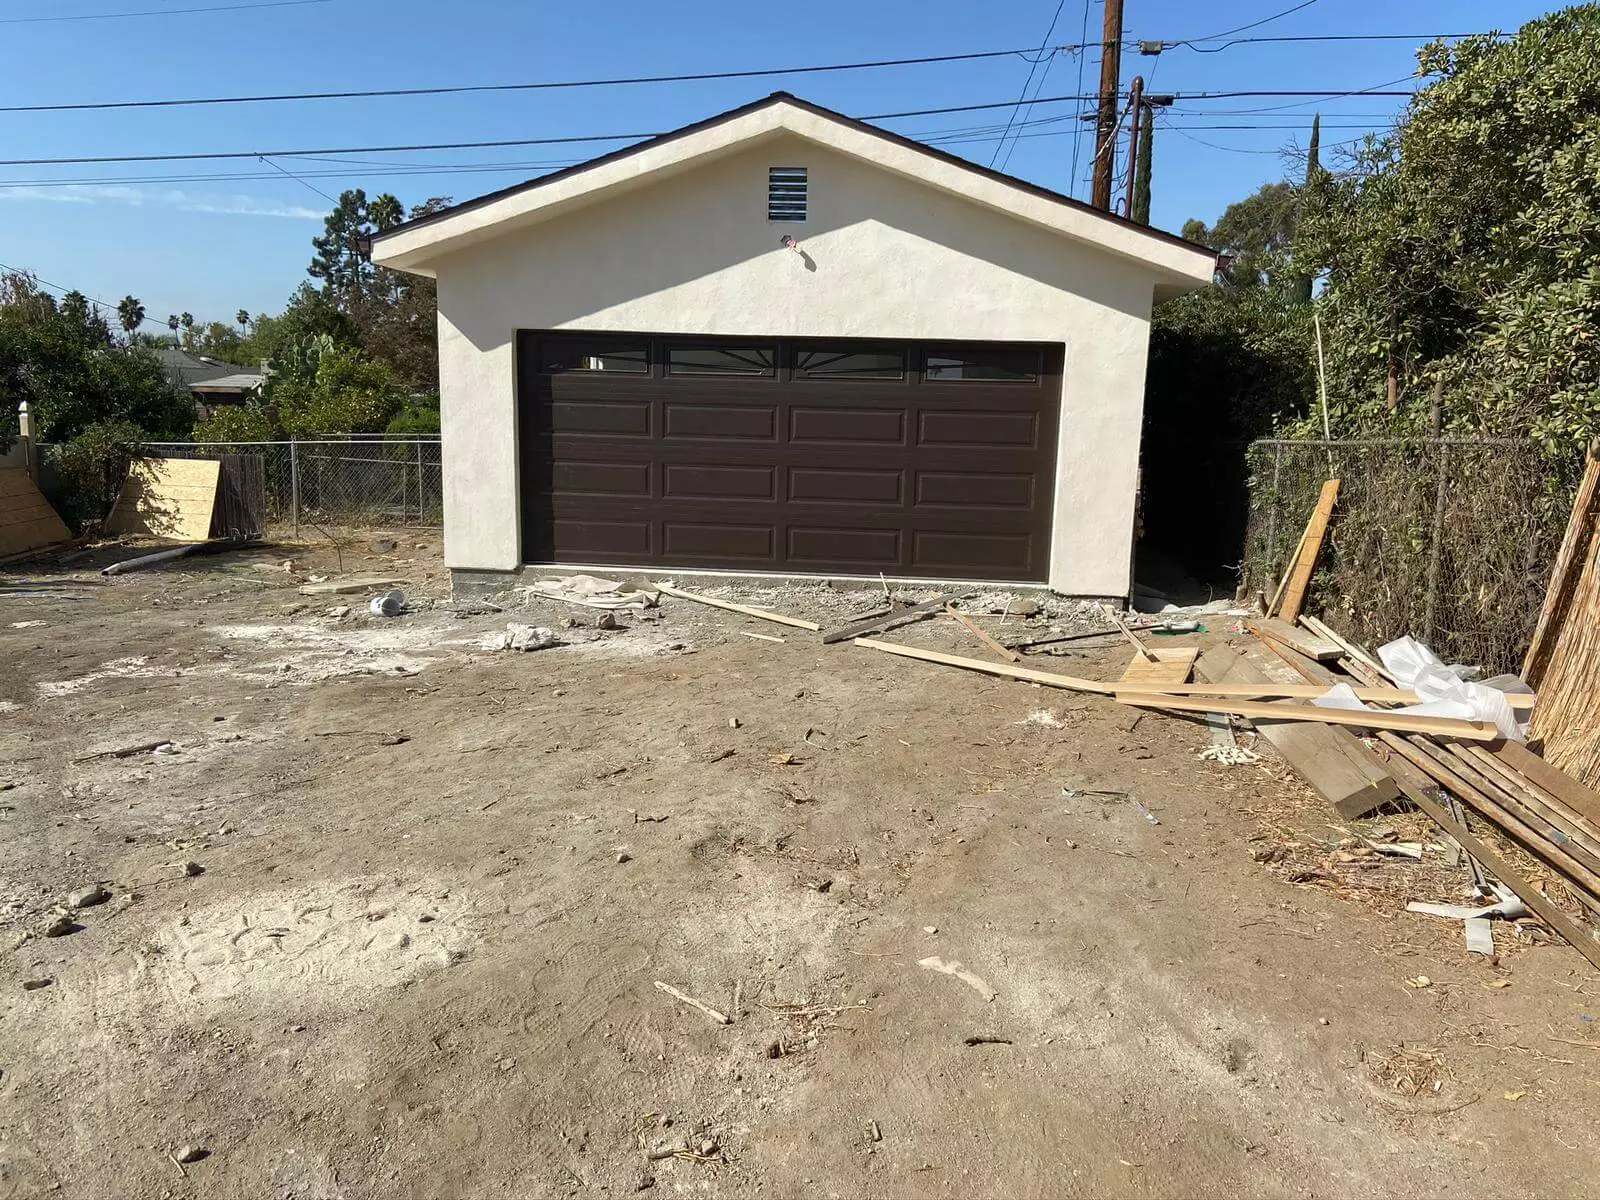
top-left (616, 852), bottom-right (632, 864)
top-left (1007, 598), bottom-right (1042, 618)
top-left (326, 605), bottom-right (350, 619)
top-left (596, 612), bottom-right (619, 631)
top-left (1066, 840), bottom-right (1078, 850)
top-left (497, 1057), bottom-right (516, 1072)
top-left (23, 978), bottom-right (53, 991)
top-left (635, 1171), bottom-right (655, 1191)
top-left (371, 539), bottom-right (397, 553)
top-left (174, 1146), bottom-right (208, 1164)
top-left (42, 916), bottom-right (76, 938)
top-left (728, 717), bottom-right (741, 729)
top-left (67, 884), bottom-right (110, 909)
top-left (698, 1138), bottom-right (718, 1157)
top-left (289, 1024), bottom-right (305, 1033)
top-left (182, 861), bottom-right (204, 878)
top-left (560, 617), bottom-right (578, 629)
top-left (1318, 1017), bottom-right (1330, 1026)
top-left (553, 689), bottom-right (566, 698)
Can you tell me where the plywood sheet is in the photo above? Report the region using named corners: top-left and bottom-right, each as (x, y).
top-left (105, 457), bottom-right (220, 542)
top-left (0, 469), bottom-right (71, 557)
top-left (1119, 647), bottom-right (1198, 687)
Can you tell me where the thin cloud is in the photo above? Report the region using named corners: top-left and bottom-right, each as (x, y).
top-left (0, 184), bottom-right (322, 219)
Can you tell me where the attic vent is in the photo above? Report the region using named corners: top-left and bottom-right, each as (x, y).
top-left (767, 166), bottom-right (807, 222)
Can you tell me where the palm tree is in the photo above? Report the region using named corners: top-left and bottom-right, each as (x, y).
top-left (167, 314), bottom-right (179, 335)
top-left (117, 295), bottom-right (145, 335)
top-left (180, 311), bottom-right (194, 331)
top-left (236, 308), bottom-right (249, 330)
top-left (369, 193), bottom-right (403, 231)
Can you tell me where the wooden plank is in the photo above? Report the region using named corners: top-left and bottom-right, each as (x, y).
top-left (297, 576), bottom-right (406, 596)
top-left (1118, 647), bottom-right (1197, 687)
top-left (1373, 733), bottom-right (1600, 973)
top-left (654, 582), bottom-right (821, 632)
top-left (1390, 736), bottom-right (1600, 908)
top-left (1108, 610), bottom-right (1159, 662)
top-left (104, 457), bottom-right (221, 542)
top-left (1490, 739), bottom-right (1600, 830)
top-left (1447, 744), bottom-right (1600, 867)
top-left (1524, 451), bottom-right (1600, 684)
top-left (821, 594), bottom-right (955, 644)
top-left (1249, 616), bottom-right (1342, 661)
top-left (1117, 692), bottom-right (1500, 741)
top-left (1196, 644), bottom-right (1403, 819)
top-left (1273, 478), bottom-right (1340, 622)
top-left (0, 470), bottom-right (70, 558)
top-left (1299, 614), bottom-right (1395, 682)
top-left (945, 604), bottom-right (1022, 663)
top-left (853, 638), bottom-right (1117, 694)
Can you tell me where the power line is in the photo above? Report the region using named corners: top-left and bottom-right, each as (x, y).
top-left (256, 155), bottom-right (342, 205)
top-left (990, 0), bottom-right (1069, 169)
top-left (1184, 0), bottom-right (1319, 43)
top-left (0, 91), bottom-right (1420, 168)
top-left (0, 0), bottom-right (329, 25)
top-left (1066, 0), bottom-right (1093, 198)
top-left (0, 261), bottom-right (115, 311)
top-left (1166, 30), bottom-right (1500, 52)
top-left (0, 46), bottom-right (1049, 114)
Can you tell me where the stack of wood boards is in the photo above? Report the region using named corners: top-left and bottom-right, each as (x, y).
top-left (106, 454), bottom-right (266, 542)
top-left (1249, 622), bottom-right (1600, 971)
top-left (1524, 450), bottom-right (1600, 787)
top-left (0, 470), bottom-right (71, 558)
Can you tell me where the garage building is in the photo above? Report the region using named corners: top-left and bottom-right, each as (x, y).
top-left (371, 93), bottom-right (1216, 597)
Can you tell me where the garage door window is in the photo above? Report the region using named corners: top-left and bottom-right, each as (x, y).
top-left (925, 348), bottom-right (1040, 383)
top-left (538, 342), bottom-right (649, 373)
top-left (667, 346), bottom-right (777, 377)
top-left (795, 346), bottom-right (905, 380)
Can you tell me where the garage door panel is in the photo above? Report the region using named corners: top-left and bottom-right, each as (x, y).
top-left (543, 400), bottom-right (653, 437)
top-left (917, 409), bottom-right (1041, 449)
top-left (788, 526), bottom-right (902, 565)
top-left (548, 460), bottom-right (653, 498)
top-left (913, 530), bottom-right (1035, 574)
top-left (789, 467), bottom-right (904, 505)
top-left (663, 521), bottom-right (775, 561)
top-left (664, 403), bottom-right (776, 440)
top-left (915, 471), bottom-right (1037, 510)
top-left (551, 517), bottom-right (654, 558)
top-left (663, 463), bottom-right (776, 501)
top-left (789, 407), bottom-right (906, 445)
top-left (520, 333), bottom-right (1060, 581)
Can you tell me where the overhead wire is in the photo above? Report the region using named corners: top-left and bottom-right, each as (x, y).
top-left (0, 261), bottom-right (115, 311)
top-left (0, 0), bottom-right (329, 24)
top-left (1066, 0), bottom-right (1095, 197)
top-left (1181, 0), bottom-right (1320, 44)
top-left (989, 0), bottom-right (1069, 169)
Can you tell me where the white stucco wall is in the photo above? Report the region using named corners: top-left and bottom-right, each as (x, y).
top-left (421, 135), bottom-right (1179, 595)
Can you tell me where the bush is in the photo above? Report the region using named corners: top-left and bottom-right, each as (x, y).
top-left (195, 403), bottom-right (274, 443)
top-left (386, 398), bottom-right (440, 436)
top-left (47, 419), bottom-right (143, 533)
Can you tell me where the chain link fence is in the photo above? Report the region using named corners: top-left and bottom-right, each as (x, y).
top-left (1243, 438), bottom-right (1585, 674)
top-left (134, 438), bottom-right (444, 529)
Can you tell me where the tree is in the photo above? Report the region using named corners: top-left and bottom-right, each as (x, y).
top-left (1132, 103), bottom-right (1154, 226)
top-left (236, 308), bottom-right (250, 330)
top-left (180, 312), bottom-right (194, 334)
top-left (166, 314), bottom-right (179, 340)
top-left (117, 295), bottom-right (145, 336)
top-left (1290, 115), bottom-right (1321, 305)
top-left (1183, 182), bottom-right (1302, 289)
top-left (269, 340), bottom-right (402, 436)
top-left (1297, 7), bottom-right (1600, 443)
top-left (368, 193), bottom-right (404, 231)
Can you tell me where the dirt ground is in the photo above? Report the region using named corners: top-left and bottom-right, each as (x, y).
top-left (2, 531), bottom-right (1599, 1200)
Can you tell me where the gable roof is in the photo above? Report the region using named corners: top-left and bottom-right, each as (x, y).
top-left (370, 92), bottom-right (1217, 284)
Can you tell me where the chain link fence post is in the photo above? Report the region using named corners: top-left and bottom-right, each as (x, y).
top-left (289, 438), bottom-right (301, 537)
top-left (415, 438), bottom-right (424, 525)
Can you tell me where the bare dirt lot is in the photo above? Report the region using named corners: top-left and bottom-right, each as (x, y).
top-left (2, 533), bottom-right (1598, 1199)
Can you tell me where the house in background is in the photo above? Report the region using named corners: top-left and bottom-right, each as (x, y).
top-left (372, 93), bottom-right (1217, 598)
top-left (158, 347), bottom-right (264, 419)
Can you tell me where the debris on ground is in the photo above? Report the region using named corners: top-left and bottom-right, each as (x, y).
top-left (481, 623), bottom-right (557, 652)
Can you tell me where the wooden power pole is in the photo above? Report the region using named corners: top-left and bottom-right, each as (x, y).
top-left (1091, 0), bottom-right (1125, 210)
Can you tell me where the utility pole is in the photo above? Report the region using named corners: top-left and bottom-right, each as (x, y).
top-left (1122, 75), bottom-right (1144, 217)
top-left (1091, 0), bottom-right (1125, 210)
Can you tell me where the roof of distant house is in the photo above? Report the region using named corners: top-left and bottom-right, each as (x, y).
top-left (188, 373), bottom-right (265, 393)
top-left (158, 347), bottom-right (262, 390)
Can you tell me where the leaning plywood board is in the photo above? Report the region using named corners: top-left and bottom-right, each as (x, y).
top-left (105, 457), bottom-right (220, 542)
top-left (0, 470), bottom-right (71, 558)
top-left (1197, 645), bottom-right (1404, 818)
top-left (1119, 647), bottom-right (1198, 687)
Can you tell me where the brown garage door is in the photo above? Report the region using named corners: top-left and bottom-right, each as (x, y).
top-left (517, 333), bottom-right (1062, 581)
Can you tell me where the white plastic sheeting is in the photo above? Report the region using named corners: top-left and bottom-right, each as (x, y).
top-left (1312, 634), bottom-right (1530, 742)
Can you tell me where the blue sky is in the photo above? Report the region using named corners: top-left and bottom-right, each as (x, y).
top-left (0, 0), bottom-right (1553, 332)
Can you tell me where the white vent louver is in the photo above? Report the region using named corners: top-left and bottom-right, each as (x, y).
top-left (767, 166), bottom-right (807, 222)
